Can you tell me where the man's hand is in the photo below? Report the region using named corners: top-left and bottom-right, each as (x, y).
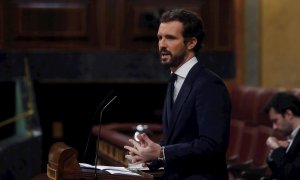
top-left (266, 136), bottom-right (289, 149)
top-left (124, 133), bottom-right (161, 164)
top-left (266, 136), bottom-right (280, 149)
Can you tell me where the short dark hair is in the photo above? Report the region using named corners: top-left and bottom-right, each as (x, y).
top-left (160, 9), bottom-right (205, 53)
top-left (263, 92), bottom-right (300, 117)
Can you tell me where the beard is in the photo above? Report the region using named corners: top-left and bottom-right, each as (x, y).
top-left (160, 47), bottom-right (187, 68)
top-left (279, 121), bottom-right (294, 137)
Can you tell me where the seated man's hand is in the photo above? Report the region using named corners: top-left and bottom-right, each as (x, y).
top-left (266, 136), bottom-right (280, 149)
top-left (277, 139), bottom-right (289, 148)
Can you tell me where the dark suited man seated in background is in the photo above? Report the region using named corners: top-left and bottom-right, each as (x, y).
top-left (264, 92), bottom-right (300, 180)
top-left (124, 8), bottom-right (231, 180)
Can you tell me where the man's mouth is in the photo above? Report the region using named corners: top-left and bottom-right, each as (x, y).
top-left (160, 51), bottom-right (171, 58)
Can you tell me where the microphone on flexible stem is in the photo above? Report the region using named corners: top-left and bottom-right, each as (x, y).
top-left (82, 90), bottom-right (114, 162)
top-left (94, 95), bottom-right (117, 180)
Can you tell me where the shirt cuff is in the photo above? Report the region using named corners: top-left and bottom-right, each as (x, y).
top-left (158, 146), bottom-right (165, 161)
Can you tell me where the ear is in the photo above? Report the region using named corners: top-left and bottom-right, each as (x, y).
top-left (285, 109), bottom-right (294, 120)
top-left (187, 37), bottom-right (197, 50)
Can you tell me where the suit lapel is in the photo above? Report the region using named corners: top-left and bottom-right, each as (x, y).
top-left (165, 63), bottom-right (204, 143)
top-left (286, 130), bottom-right (300, 155)
top-left (277, 131), bottom-right (300, 173)
top-left (165, 84), bottom-right (191, 142)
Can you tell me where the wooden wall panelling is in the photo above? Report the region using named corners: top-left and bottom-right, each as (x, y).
top-left (122, 0), bottom-right (233, 52)
top-left (0, 0), bottom-right (4, 49)
top-left (218, 0), bottom-right (233, 50)
top-left (123, 0), bottom-right (203, 52)
top-left (2, 0), bottom-right (234, 53)
top-left (98, 0), bottom-right (125, 51)
top-left (200, 0), bottom-right (233, 51)
top-left (233, 0), bottom-right (245, 85)
top-left (200, 0), bottom-right (215, 51)
top-left (7, 0), bottom-right (98, 50)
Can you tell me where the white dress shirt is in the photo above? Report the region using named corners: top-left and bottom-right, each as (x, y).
top-left (172, 57), bottom-right (198, 102)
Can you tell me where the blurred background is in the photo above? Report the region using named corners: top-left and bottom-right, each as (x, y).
top-left (0, 0), bottom-right (300, 179)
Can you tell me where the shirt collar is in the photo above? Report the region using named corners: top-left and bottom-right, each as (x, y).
top-left (290, 125), bottom-right (300, 140)
top-left (173, 57), bottom-right (198, 78)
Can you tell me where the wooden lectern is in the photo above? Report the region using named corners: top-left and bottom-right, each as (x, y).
top-left (46, 142), bottom-right (153, 180)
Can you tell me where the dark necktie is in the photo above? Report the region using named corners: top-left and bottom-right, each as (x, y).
top-left (286, 136), bottom-right (294, 153)
top-left (168, 73), bottom-right (177, 108)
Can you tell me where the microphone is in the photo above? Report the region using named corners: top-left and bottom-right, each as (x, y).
top-left (82, 90), bottom-right (115, 162)
top-left (94, 95), bottom-right (117, 180)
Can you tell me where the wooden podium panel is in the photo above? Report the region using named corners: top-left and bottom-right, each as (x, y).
top-left (91, 123), bottom-right (163, 167)
top-left (46, 142), bottom-right (153, 180)
top-left (91, 123), bottom-right (164, 179)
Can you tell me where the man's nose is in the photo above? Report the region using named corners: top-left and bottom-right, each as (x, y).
top-left (159, 39), bottom-right (166, 48)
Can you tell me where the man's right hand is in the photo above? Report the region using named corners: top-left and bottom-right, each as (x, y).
top-left (266, 136), bottom-right (289, 149)
top-left (266, 136), bottom-right (280, 149)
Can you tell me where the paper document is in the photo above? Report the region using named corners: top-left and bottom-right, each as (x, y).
top-left (79, 163), bottom-right (141, 176)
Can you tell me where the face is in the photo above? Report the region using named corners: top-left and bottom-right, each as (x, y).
top-left (269, 107), bottom-right (293, 136)
top-left (157, 21), bottom-right (192, 71)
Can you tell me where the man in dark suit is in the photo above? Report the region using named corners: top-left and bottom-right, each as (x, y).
top-left (264, 92), bottom-right (300, 180)
top-left (124, 9), bottom-right (231, 180)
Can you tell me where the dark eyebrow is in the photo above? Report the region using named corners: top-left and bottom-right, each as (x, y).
top-left (165, 34), bottom-right (177, 39)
